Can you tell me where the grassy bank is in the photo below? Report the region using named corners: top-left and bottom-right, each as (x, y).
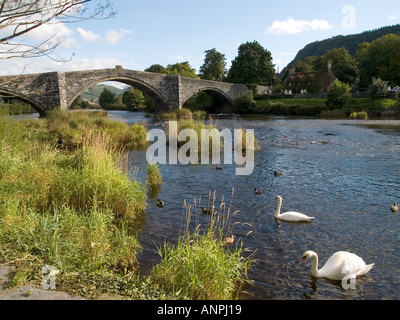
top-left (252, 97), bottom-right (400, 117)
top-left (0, 109), bottom-right (253, 300)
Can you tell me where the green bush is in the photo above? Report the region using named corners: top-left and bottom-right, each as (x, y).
top-left (368, 77), bottom-right (389, 99)
top-left (234, 91), bottom-right (256, 113)
top-left (326, 79), bottom-right (352, 110)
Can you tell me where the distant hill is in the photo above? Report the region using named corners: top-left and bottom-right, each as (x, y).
top-left (81, 84), bottom-right (127, 102)
top-left (280, 24), bottom-right (400, 78)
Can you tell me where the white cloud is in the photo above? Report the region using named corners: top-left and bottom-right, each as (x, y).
top-left (389, 14), bottom-right (399, 20)
top-left (265, 17), bottom-right (332, 35)
top-left (76, 27), bottom-right (100, 42)
top-left (105, 29), bottom-right (133, 45)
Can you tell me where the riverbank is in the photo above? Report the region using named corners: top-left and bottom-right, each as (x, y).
top-left (252, 96), bottom-right (400, 117)
top-left (0, 109), bottom-right (252, 300)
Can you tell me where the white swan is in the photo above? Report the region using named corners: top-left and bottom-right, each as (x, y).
top-left (274, 196), bottom-right (315, 222)
top-left (301, 250), bottom-right (374, 281)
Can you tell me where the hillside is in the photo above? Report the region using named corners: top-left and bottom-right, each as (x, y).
top-left (81, 84), bottom-right (127, 102)
top-left (280, 24), bottom-right (400, 77)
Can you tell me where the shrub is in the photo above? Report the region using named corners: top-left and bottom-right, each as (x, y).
top-left (147, 164), bottom-right (162, 186)
top-left (326, 79), bottom-right (352, 110)
top-left (368, 77), bottom-right (389, 99)
top-left (350, 111), bottom-right (368, 119)
top-left (234, 91), bottom-right (256, 113)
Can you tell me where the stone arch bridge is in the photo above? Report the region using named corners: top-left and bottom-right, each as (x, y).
top-left (0, 66), bottom-right (249, 117)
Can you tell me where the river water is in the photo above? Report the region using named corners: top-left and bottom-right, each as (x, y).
top-left (108, 111), bottom-right (400, 300)
top-left (22, 110), bottom-right (400, 300)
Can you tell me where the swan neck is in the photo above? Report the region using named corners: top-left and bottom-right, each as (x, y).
top-left (275, 198), bottom-right (282, 218)
top-left (311, 254), bottom-right (319, 277)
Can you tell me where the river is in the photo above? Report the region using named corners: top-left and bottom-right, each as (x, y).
top-left (18, 110), bottom-right (400, 300)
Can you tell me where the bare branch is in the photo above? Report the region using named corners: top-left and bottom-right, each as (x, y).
top-left (0, 0), bottom-right (116, 61)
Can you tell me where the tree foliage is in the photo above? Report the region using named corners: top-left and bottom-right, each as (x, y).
top-left (122, 88), bottom-right (146, 111)
top-left (323, 48), bottom-right (358, 86)
top-left (145, 61), bottom-right (199, 78)
top-left (226, 41), bottom-right (275, 85)
top-left (199, 48), bottom-right (227, 81)
top-left (368, 77), bottom-right (389, 99)
top-left (326, 79), bottom-right (352, 110)
top-left (355, 34), bottom-right (400, 87)
top-left (99, 88), bottom-right (116, 109)
top-left (281, 24), bottom-right (400, 78)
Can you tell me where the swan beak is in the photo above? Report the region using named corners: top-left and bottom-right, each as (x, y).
top-left (300, 257), bottom-right (306, 264)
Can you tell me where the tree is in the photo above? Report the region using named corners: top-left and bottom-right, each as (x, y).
top-left (356, 34), bottom-right (400, 87)
top-left (166, 61), bottom-right (199, 78)
top-left (0, 0), bottom-right (115, 61)
top-left (122, 88), bottom-right (146, 111)
top-left (326, 79), bottom-right (352, 110)
top-left (145, 64), bottom-right (168, 74)
top-left (99, 88), bottom-right (116, 109)
top-left (199, 48), bottom-right (227, 81)
top-left (323, 48), bottom-right (359, 86)
top-left (226, 41), bottom-right (275, 85)
top-left (145, 61), bottom-right (199, 79)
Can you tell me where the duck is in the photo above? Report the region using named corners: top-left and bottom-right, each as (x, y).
top-left (274, 196), bottom-right (315, 222)
top-left (156, 199), bottom-right (165, 208)
top-left (301, 250), bottom-right (374, 281)
top-left (202, 207), bottom-right (216, 215)
top-left (216, 166), bottom-right (224, 170)
top-left (253, 188), bottom-right (262, 195)
top-left (390, 202), bottom-right (398, 213)
top-left (274, 171), bottom-right (284, 176)
top-left (223, 234), bottom-right (235, 246)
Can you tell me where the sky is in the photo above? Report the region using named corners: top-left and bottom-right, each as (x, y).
top-left (1, 0), bottom-right (400, 84)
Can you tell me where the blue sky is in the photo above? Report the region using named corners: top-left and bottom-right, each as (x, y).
top-left (1, 0), bottom-right (400, 80)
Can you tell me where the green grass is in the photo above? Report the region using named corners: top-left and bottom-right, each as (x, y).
top-left (147, 164), bottom-right (162, 186)
top-left (149, 193), bottom-right (253, 300)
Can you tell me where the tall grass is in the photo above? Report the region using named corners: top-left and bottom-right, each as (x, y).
top-left (147, 164), bottom-right (162, 186)
top-left (149, 191), bottom-right (254, 300)
top-left (0, 110), bottom-right (147, 295)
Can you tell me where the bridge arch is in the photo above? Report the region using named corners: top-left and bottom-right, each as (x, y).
top-left (67, 75), bottom-right (170, 112)
top-left (181, 87), bottom-right (236, 113)
top-left (0, 88), bottom-right (46, 116)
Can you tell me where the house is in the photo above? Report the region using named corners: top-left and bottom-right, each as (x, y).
top-left (282, 62), bottom-right (337, 94)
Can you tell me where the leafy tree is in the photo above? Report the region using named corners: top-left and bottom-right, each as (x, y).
top-left (122, 89), bottom-right (146, 111)
top-left (145, 62), bottom-right (199, 79)
top-left (326, 79), bottom-right (352, 110)
top-left (226, 41), bottom-right (275, 85)
top-left (356, 34), bottom-right (400, 87)
top-left (145, 64), bottom-right (168, 74)
top-left (323, 48), bottom-right (359, 86)
top-left (99, 88), bottom-right (116, 109)
top-left (199, 48), bottom-right (227, 81)
top-left (166, 61), bottom-right (199, 78)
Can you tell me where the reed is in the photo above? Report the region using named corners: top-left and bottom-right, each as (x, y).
top-left (147, 164), bottom-right (162, 186)
top-left (149, 190), bottom-right (254, 300)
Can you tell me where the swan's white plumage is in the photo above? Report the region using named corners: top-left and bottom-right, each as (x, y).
top-left (274, 196), bottom-right (314, 222)
top-left (302, 250), bottom-right (374, 281)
